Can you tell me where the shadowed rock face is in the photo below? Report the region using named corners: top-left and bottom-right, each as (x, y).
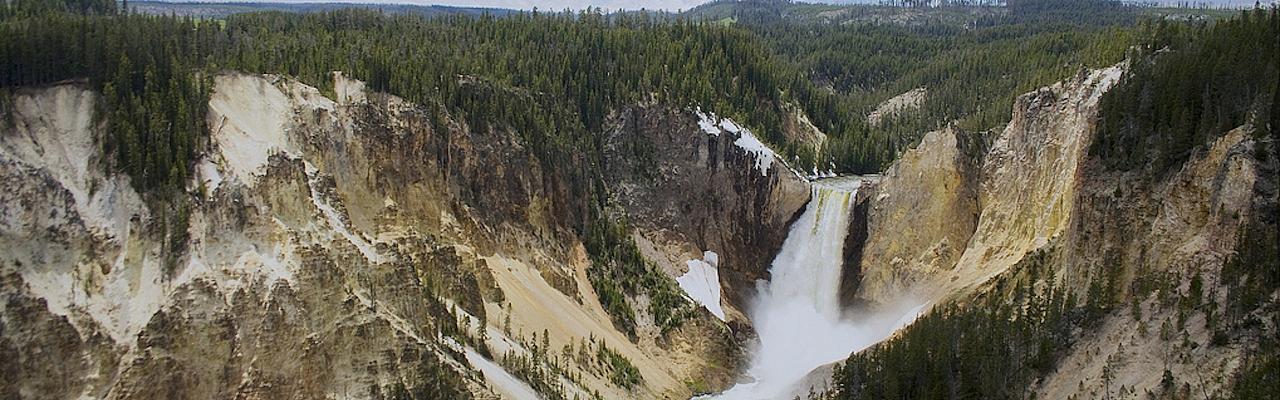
top-left (600, 105), bottom-right (811, 311)
top-left (838, 187), bottom-right (875, 311)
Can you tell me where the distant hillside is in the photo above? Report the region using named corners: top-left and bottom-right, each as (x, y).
top-left (129, 1), bottom-right (518, 18)
top-left (684, 0), bottom-right (1236, 26)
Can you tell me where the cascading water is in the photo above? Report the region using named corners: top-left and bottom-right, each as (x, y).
top-left (705, 177), bottom-right (926, 400)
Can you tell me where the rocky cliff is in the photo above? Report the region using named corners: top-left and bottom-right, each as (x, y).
top-left (602, 105), bottom-right (810, 315)
top-left (1033, 123), bottom-right (1270, 399)
top-left (841, 62), bottom-right (1276, 397)
top-left (0, 73), bottom-right (811, 399)
top-left (847, 65), bottom-right (1124, 305)
top-left (843, 125), bottom-right (979, 307)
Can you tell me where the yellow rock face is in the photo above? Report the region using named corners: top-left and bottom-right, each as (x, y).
top-left (855, 126), bottom-right (978, 305)
top-left (855, 65), bottom-right (1126, 305)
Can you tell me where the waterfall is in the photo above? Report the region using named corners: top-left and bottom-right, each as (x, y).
top-left (704, 177), bottom-right (926, 400)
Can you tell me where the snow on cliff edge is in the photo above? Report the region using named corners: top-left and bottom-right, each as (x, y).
top-left (696, 108), bottom-right (780, 177)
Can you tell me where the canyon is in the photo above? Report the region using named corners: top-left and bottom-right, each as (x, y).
top-left (2, 60), bottom-right (1275, 400)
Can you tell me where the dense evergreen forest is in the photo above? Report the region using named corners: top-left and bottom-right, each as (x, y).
top-left (1094, 7), bottom-right (1278, 173)
top-left (1, 0), bottom-right (114, 15)
top-left (4, 0), bottom-right (1217, 194)
top-left (5, 0), bottom-right (1210, 193)
top-left (746, 20), bottom-right (1131, 149)
top-left (1, 0), bottom-right (902, 184)
top-left (687, 0), bottom-right (1162, 152)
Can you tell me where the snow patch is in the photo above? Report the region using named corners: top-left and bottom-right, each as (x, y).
top-left (718, 118), bottom-right (743, 135)
top-left (696, 108), bottom-right (722, 136)
top-left (677, 251), bottom-right (725, 321)
top-left (732, 128), bottom-right (777, 177)
top-left (694, 108), bottom-right (778, 176)
top-left (702, 250), bottom-right (719, 268)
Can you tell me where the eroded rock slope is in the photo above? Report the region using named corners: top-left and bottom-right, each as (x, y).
top-left (0, 73), bottom-right (810, 399)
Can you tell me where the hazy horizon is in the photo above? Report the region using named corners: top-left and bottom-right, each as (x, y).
top-left (143, 0), bottom-right (1277, 12)
top-left (147, 0), bottom-right (709, 12)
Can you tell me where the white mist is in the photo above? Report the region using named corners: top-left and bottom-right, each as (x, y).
top-left (705, 177), bottom-right (925, 400)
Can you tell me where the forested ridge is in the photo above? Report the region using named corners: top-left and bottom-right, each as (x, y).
top-left (1, 0), bottom-right (114, 15)
top-left (689, 0), bottom-right (1153, 153)
top-left (6, 0), bottom-right (1226, 198)
top-left (5, 0), bottom-right (1204, 197)
top-left (688, 0), bottom-right (1254, 158)
top-left (1095, 7), bottom-right (1278, 173)
top-left (746, 20), bottom-right (1132, 148)
top-left (213, 9), bottom-right (895, 171)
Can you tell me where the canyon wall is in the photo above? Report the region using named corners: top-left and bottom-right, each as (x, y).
top-left (0, 73), bottom-right (810, 399)
top-left (602, 105), bottom-right (810, 316)
top-left (842, 63), bottom-right (1275, 398)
